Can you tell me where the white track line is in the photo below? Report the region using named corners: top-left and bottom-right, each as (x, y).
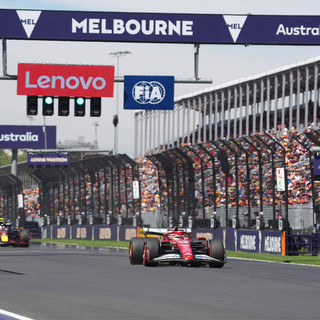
top-left (0, 309), bottom-right (35, 320)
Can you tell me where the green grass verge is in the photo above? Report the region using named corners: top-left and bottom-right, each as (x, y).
top-left (226, 250), bottom-right (320, 266)
top-left (32, 238), bottom-right (320, 266)
top-left (32, 238), bottom-right (129, 249)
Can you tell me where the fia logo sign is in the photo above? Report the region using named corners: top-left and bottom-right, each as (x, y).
top-left (124, 75), bottom-right (174, 110)
top-left (16, 10), bottom-right (42, 38)
top-left (223, 15), bottom-right (248, 43)
top-left (132, 81), bottom-right (166, 105)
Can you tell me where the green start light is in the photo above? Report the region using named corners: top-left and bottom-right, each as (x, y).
top-left (76, 97), bottom-right (85, 105)
top-left (45, 96), bottom-right (53, 105)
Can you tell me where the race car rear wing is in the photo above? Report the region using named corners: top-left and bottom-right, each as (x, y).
top-left (138, 227), bottom-right (192, 238)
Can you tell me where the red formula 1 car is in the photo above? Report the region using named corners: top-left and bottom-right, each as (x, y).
top-left (129, 227), bottom-right (226, 268)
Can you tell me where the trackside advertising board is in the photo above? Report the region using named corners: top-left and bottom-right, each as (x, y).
top-left (27, 154), bottom-right (70, 166)
top-left (276, 168), bottom-right (285, 192)
top-left (2, 10), bottom-right (320, 45)
top-left (0, 125), bottom-right (56, 149)
top-left (314, 155), bottom-right (320, 181)
top-left (17, 64), bottom-right (115, 97)
top-left (124, 76), bottom-right (174, 110)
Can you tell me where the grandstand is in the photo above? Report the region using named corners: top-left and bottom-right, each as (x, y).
top-left (1, 57), bottom-right (320, 234)
top-left (134, 57), bottom-right (320, 157)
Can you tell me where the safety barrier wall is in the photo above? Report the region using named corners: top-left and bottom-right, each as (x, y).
top-left (193, 229), bottom-right (284, 255)
top-left (42, 224), bottom-right (137, 242)
top-left (41, 225), bottom-right (303, 255)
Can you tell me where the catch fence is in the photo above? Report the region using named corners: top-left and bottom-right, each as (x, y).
top-left (0, 131), bottom-right (319, 234)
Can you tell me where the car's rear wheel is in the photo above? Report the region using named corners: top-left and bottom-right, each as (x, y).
top-left (20, 229), bottom-right (30, 247)
top-left (208, 239), bottom-right (225, 268)
top-left (129, 237), bottom-right (145, 265)
top-left (143, 238), bottom-right (160, 267)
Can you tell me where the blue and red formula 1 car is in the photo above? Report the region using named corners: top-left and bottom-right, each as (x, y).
top-left (129, 227), bottom-right (226, 268)
top-left (0, 218), bottom-right (30, 247)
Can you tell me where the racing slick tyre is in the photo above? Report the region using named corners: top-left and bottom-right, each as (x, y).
top-left (19, 229), bottom-right (30, 247)
top-left (208, 239), bottom-right (225, 268)
top-left (143, 238), bottom-right (160, 267)
top-left (129, 237), bottom-right (145, 265)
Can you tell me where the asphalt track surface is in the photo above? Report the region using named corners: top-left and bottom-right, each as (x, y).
top-left (0, 243), bottom-right (319, 320)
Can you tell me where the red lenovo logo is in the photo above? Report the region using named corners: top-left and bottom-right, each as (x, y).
top-left (17, 64), bottom-right (115, 97)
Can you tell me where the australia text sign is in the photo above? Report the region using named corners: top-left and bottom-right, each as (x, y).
top-left (0, 125), bottom-right (56, 149)
top-left (2, 10), bottom-right (320, 45)
top-left (124, 76), bottom-right (174, 110)
top-left (28, 154), bottom-right (70, 166)
top-left (17, 64), bottom-right (115, 97)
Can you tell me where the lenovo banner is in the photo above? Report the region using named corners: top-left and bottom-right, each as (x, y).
top-left (17, 64), bottom-right (115, 97)
top-left (0, 125), bottom-right (56, 149)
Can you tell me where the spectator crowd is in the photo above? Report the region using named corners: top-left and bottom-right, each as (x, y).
top-left (1, 128), bottom-right (319, 227)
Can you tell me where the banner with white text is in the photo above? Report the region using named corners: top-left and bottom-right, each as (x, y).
top-left (1, 10), bottom-right (320, 45)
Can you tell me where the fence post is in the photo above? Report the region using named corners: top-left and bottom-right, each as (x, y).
top-left (311, 232), bottom-right (318, 256)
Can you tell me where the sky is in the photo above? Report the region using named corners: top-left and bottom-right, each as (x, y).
top-left (1, 0), bottom-right (320, 157)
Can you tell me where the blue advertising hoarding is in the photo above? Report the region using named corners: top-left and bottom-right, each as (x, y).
top-left (314, 155), bottom-right (320, 180)
top-left (0, 125), bottom-right (56, 149)
top-left (1, 9), bottom-right (320, 45)
top-left (27, 153), bottom-right (70, 166)
top-left (124, 75), bottom-right (174, 110)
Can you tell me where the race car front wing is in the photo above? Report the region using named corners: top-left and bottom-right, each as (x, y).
top-left (153, 253), bottom-right (224, 263)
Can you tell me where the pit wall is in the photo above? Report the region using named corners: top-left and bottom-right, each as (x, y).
top-left (41, 225), bottom-right (297, 255)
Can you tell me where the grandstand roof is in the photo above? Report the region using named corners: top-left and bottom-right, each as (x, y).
top-left (0, 150), bottom-right (111, 178)
top-left (174, 56), bottom-right (320, 112)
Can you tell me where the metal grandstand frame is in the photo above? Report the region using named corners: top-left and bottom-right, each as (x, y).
top-left (135, 57), bottom-right (320, 157)
top-left (27, 154), bottom-right (140, 226)
top-left (0, 174), bottom-right (22, 223)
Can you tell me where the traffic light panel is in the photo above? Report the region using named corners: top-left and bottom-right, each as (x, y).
top-left (27, 96), bottom-right (38, 115)
top-left (43, 96), bottom-right (54, 116)
top-left (26, 96), bottom-right (101, 117)
top-left (58, 97), bottom-right (70, 116)
top-left (90, 98), bottom-right (101, 117)
top-left (74, 97), bottom-right (85, 117)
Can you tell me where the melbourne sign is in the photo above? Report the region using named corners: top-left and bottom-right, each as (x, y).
top-left (27, 153), bottom-right (70, 166)
top-left (2, 10), bottom-right (320, 45)
top-left (17, 64), bottom-right (115, 97)
top-left (124, 76), bottom-right (174, 110)
top-left (0, 125), bottom-right (56, 149)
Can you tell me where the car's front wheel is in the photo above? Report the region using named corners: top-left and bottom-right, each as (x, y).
top-left (208, 239), bottom-right (225, 268)
top-left (20, 229), bottom-right (30, 247)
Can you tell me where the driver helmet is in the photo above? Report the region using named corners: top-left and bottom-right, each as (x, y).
top-left (172, 233), bottom-right (180, 240)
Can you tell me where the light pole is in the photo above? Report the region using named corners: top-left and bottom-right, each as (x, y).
top-left (93, 121), bottom-right (99, 150)
top-left (26, 115), bottom-right (35, 126)
top-left (109, 50), bottom-right (131, 155)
